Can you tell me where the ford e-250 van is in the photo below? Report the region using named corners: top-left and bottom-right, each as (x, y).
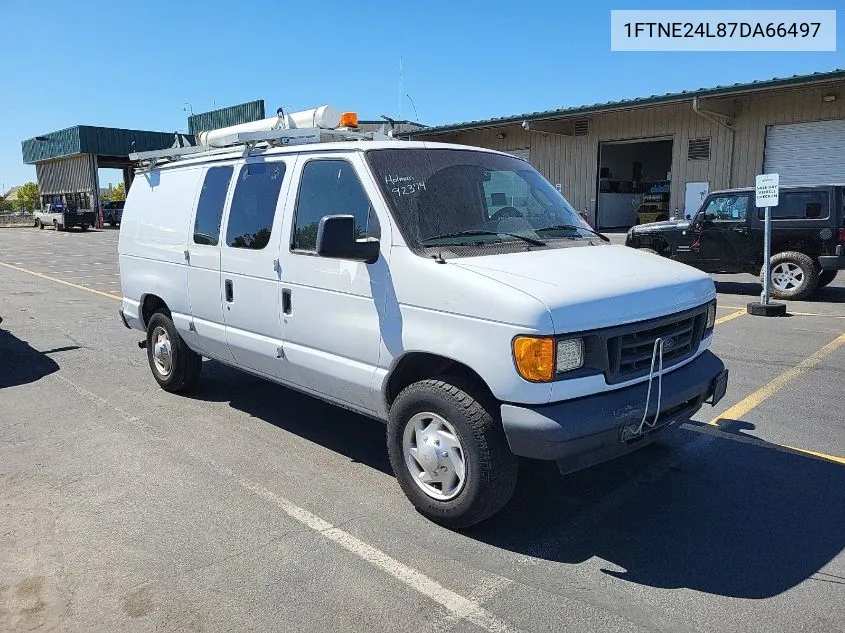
top-left (118, 115), bottom-right (728, 527)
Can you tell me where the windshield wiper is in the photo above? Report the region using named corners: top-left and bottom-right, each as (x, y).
top-left (421, 230), bottom-right (546, 247)
top-left (534, 224), bottom-right (610, 242)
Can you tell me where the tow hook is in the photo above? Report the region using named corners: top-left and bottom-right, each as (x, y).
top-left (138, 340), bottom-right (147, 349)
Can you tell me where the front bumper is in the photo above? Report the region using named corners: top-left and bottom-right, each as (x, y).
top-left (500, 351), bottom-right (727, 473)
top-left (818, 253), bottom-right (845, 270)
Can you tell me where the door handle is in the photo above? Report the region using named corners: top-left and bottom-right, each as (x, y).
top-left (731, 227), bottom-right (747, 233)
top-left (225, 279), bottom-right (234, 303)
top-left (282, 288), bottom-right (292, 314)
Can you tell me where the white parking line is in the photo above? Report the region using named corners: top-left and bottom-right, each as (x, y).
top-left (52, 373), bottom-right (520, 633)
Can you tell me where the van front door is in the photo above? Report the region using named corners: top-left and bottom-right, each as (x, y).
top-left (219, 159), bottom-right (291, 379)
top-left (186, 165), bottom-right (235, 362)
top-left (277, 155), bottom-right (387, 412)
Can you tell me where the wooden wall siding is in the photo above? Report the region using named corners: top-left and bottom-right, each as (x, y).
top-left (422, 82), bottom-right (845, 219)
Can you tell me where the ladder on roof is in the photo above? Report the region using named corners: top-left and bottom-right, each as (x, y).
top-left (129, 125), bottom-right (397, 169)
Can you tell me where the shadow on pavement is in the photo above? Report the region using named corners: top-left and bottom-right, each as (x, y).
top-left (189, 360), bottom-right (391, 475)
top-left (464, 424), bottom-right (845, 599)
top-left (0, 329), bottom-right (63, 388)
top-left (715, 280), bottom-right (845, 303)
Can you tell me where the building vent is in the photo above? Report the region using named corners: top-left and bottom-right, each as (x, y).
top-left (688, 138), bottom-right (711, 160)
top-left (573, 119), bottom-right (589, 136)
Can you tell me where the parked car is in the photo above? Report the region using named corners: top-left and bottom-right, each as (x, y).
top-left (102, 200), bottom-right (124, 227)
top-left (118, 125), bottom-right (728, 527)
top-left (34, 202), bottom-right (96, 231)
top-left (626, 184), bottom-right (845, 300)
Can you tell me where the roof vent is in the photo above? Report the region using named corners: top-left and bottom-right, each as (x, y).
top-left (688, 138), bottom-right (711, 160)
top-left (573, 119), bottom-right (590, 136)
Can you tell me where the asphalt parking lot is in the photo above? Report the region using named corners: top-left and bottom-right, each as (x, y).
top-left (1, 226), bottom-right (843, 633)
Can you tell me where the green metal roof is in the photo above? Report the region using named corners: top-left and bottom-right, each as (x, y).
top-left (188, 100), bottom-right (265, 135)
top-left (411, 68), bottom-right (845, 136)
top-left (22, 126), bottom-right (189, 164)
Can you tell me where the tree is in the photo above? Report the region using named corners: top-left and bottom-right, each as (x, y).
top-left (17, 182), bottom-right (39, 211)
top-left (104, 182), bottom-right (125, 202)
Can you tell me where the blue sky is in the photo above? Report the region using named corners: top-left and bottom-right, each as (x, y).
top-left (1, 0), bottom-right (842, 189)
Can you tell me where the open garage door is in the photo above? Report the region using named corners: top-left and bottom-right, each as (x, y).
top-left (764, 119), bottom-right (845, 185)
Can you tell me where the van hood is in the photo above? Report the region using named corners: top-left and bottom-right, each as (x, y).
top-left (449, 244), bottom-right (714, 332)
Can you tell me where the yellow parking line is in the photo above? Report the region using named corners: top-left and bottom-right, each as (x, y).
top-left (0, 261), bottom-right (121, 301)
top-left (714, 309), bottom-right (746, 325)
top-left (686, 422), bottom-right (845, 465)
top-left (781, 445), bottom-right (845, 466)
top-left (720, 304), bottom-right (845, 319)
top-left (709, 332), bottom-right (845, 427)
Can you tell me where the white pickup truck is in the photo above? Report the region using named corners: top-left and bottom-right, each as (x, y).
top-left (34, 202), bottom-right (96, 231)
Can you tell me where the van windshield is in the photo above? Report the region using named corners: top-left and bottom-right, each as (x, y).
top-left (366, 148), bottom-right (597, 256)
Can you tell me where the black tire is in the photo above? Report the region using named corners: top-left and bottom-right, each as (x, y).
top-left (817, 269), bottom-right (838, 288)
top-left (145, 311), bottom-right (202, 393)
top-left (387, 376), bottom-right (517, 529)
top-left (38, 220), bottom-right (44, 230)
top-left (80, 224), bottom-right (88, 231)
top-left (54, 221), bottom-right (61, 231)
top-left (762, 251), bottom-right (819, 301)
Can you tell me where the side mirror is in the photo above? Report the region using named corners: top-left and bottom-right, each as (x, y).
top-left (316, 215), bottom-right (379, 264)
top-left (685, 214), bottom-right (692, 220)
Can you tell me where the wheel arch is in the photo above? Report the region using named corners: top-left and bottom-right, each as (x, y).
top-left (140, 293), bottom-right (170, 328)
top-left (384, 352), bottom-right (495, 410)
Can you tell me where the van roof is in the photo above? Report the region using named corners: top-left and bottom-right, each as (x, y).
top-left (144, 140), bottom-right (518, 172)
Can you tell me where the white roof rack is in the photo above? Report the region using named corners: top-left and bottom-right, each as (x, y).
top-left (130, 105), bottom-right (399, 169)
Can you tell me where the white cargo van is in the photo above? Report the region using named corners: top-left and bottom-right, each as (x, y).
top-left (118, 110), bottom-right (728, 527)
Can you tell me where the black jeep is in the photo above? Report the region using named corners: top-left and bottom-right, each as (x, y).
top-left (626, 184), bottom-right (845, 300)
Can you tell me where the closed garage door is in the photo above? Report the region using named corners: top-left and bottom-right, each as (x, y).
top-left (764, 119), bottom-right (845, 185)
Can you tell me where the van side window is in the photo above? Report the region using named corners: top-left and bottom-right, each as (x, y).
top-left (194, 166), bottom-right (233, 245)
top-left (226, 162), bottom-right (286, 250)
top-left (757, 191), bottom-right (828, 220)
top-left (292, 160), bottom-right (379, 251)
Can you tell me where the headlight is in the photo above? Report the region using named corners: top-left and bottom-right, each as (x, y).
top-left (706, 302), bottom-right (716, 330)
top-left (513, 336), bottom-right (585, 382)
top-left (556, 338), bottom-right (584, 372)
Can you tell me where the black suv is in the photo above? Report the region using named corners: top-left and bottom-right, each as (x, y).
top-left (626, 184), bottom-right (845, 300)
top-left (102, 200), bottom-right (124, 227)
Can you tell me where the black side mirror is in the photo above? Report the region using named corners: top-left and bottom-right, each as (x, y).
top-left (316, 215), bottom-right (379, 264)
top-left (685, 214), bottom-right (692, 220)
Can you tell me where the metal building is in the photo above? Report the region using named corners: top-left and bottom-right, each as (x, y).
top-left (21, 126), bottom-right (190, 212)
top-left (409, 69), bottom-right (845, 230)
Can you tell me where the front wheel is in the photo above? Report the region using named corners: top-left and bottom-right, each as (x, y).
top-left (145, 311), bottom-right (202, 393)
top-left (37, 220), bottom-right (44, 230)
top-left (762, 251), bottom-right (819, 301)
top-left (387, 377), bottom-right (517, 529)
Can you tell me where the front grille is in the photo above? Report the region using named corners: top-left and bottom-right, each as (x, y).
top-left (606, 309), bottom-right (706, 383)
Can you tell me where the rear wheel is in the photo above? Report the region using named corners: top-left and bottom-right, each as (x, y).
top-left (762, 251), bottom-right (819, 301)
top-left (53, 220), bottom-right (60, 231)
top-left (37, 220), bottom-right (44, 230)
top-left (817, 269), bottom-right (838, 288)
top-left (145, 311), bottom-right (202, 393)
top-left (387, 376), bottom-right (518, 529)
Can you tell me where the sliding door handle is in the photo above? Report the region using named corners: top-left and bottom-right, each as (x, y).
top-left (282, 288), bottom-right (292, 314)
top-left (225, 279), bottom-right (234, 303)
